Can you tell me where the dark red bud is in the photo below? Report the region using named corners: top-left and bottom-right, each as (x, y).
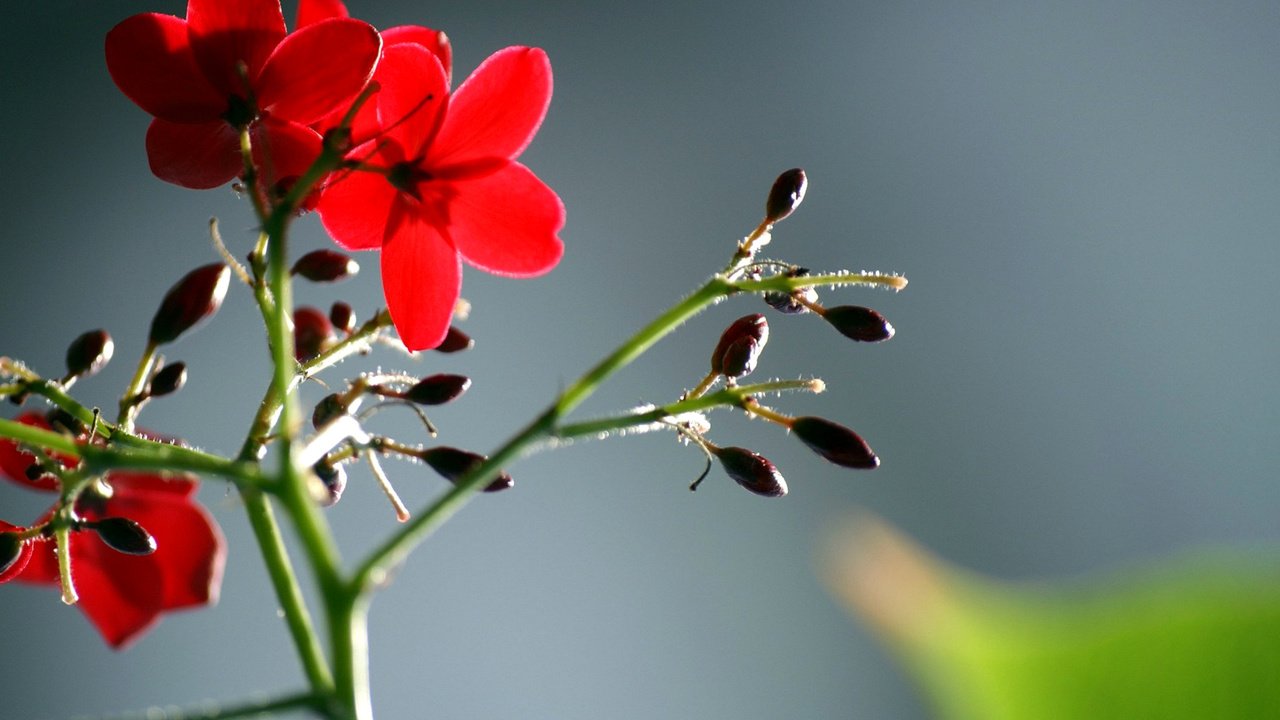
top-left (313, 460), bottom-right (347, 506)
top-left (823, 305), bottom-right (894, 343)
top-left (790, 416), bottom-right (879, 469)
top-left (149, 264), bottom-right (231, 345)
top-left (46, 408), bottom-right (85, 436)
top-left (0, 532), bottom-right (28, 577)
top-left (148, 361), bottom-right (188, 397)
top-left (715, 446), bottom-right (788, 497)
top-left (64, 329), bottom-right (114, 379)
top-left (764, 168), bottom-right (807, 224)
top-left (291, 249), bottom-right (359, 282)
top-left (762, 267), bottom-right (817, 315)
top-left (90, 517), bottom-right (157, 555)
top-left (294, 306), bottom-right (333, 362)
top-left (329, 302), bottom-right (356, 334)
top-left (710, 314), bottom-right (769, 378)
top-left (434, 326), bottom-right (474, 353)
top-left (403, 374), bottom-right (471, 406)
top-left (418, 447), bottom-right (513, 492)
top-left (312, 393), bottom-right (347, 430)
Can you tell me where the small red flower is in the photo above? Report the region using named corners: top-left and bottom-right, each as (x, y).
top-left (316, 44), bottom-right (564, 350)
top-left (0, 414), bottom-right (226, 649)
top-left (105, 0), bottom-right (381, 189)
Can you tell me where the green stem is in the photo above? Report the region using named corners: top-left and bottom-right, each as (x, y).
top-left (553, 379), bottom-right (820, 441)
top-left (353, 275), bottom-right (738, 592)
top-left (87, 691), bottom-right (320, 720)
top-left (241, 489), bottom-right (335, 696)
top-left (117, 341), bottom-right (158, 432)
top-left (331, 594), bottom-right (372, 720)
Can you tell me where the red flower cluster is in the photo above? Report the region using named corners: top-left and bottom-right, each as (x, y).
top-left (0, 414), bottom-right (225, 649)
top-left (107, 0), bottom-right (564, 352)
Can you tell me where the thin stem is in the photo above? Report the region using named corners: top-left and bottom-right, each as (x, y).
top-left (86, 691), bottom-right (321, 720)
top-left (241, 488), bottom-right (335, 696)
top-left (55, 524), bottom-right (77, 605)
top-left (117, 341), bottom-right (158, 432)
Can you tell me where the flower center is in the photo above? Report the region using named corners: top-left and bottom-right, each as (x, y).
top-left (387, 161), bottom-right (433, 199)
top-left (222, 94), bottom-right (257, 128)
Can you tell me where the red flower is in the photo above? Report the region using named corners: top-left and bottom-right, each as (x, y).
top-left (105, 0), bottom-right (381, 189)
top-left (316, 44), bottom-right (564, 350)
top-left (0, 414), bottom-right (225, 649)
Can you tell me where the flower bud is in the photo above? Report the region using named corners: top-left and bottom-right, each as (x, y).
top-left (0, 531), bottom-right (30, 579)
top-left (294, 306), bottom-right (333, 362)
top-left (418, 447), bottom-right (513, 492)
top-left (291, 249), bottom-right (359, 282)
top-left (790, 416), bottom-right (879, 469)
top-left (710, 314), bottom-right (769, 378)
top-left (313, 459), bottom-right (347, 506)
top-left (714, 446), bottom-right (788, 497)
top-left (148, 361), bottom-right (188, 397)
top-left (434, 326), bottom-right (474, 354)
top-left (312, 393), bottom-right (347, 430)
top-left (149, 264), bottom-right (231, 345)
top-left (762, 267), bottom-right (818, 315)
top-left (329, 301), bottom-right (356, 334)
top-left (823, 305), bottom-right (894, 343)
top-left (64, 329), bottom-right (114, 380)
top-left (403, 374), bottom-right (471, 406)
top-left (46, 408), bottom-right (86, 436)
top-left (764, 168), bottom-right (807, 224)
top-left (90, 517), bottom-right (157, 555)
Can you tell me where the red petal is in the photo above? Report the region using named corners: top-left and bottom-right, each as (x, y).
top-left (381, 201), bottom-right (462, 350)
top-left (375, 44), bottom-right (450, 159)
top-left (252, 119), bottom-right (324, 207)
top-left (108, 487), bottom-right (225, 610)
top-left (257, 18), bottom-right (381, 125)
top-left (146, 118), bottom-right (242, 189)
top-left (107, 471), bottom-right (199, 498)
top-left (69, 531), bottom-right (166, 649)
top-left (0, 413), bottom-right (63, 491)
top-left (425, 47), bottom-right (552, 169)
top-left (186, 0), bottom-right (287, 95)
top-left (445, 163), bottom-right (565, 277)
top-left (296, 0), bottom-right (349, 28)
top-left (317, 159), bottom-right (399, 251)
top-left (383, 25), bottom-right (453, 83)
top-left (105, 13), bottom-right (225, 122)
top-left (0, 520), bottom-right (33, 583)
top-left (16, 535), bottom-right (57, 583)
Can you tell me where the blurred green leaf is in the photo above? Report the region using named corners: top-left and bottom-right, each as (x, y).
top-left (824, 516), bottom-right (1280, 720)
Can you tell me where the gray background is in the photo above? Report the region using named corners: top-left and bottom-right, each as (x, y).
top-left (2, 1), bottom-right (1278, 718)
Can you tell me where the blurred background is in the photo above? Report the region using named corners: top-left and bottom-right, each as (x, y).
top-left (2, 1), bottom-right (1278, 718)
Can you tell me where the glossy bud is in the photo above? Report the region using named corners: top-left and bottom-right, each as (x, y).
top-left (65, 329), bottom-right (114, 379)
top-left (312, 393), bottom-right (347, 430)
top-left (790, 416), bottom-right (879, 469)
top-left (148, 362), bottom-right (187, 397)
top-left (149, 264), bottom-right (231, 345)
top-left (715, 446), bottom-right (788, 497)
top-left (418, 447), bottom-right (513, 492)
top-left (0, 532), bottom-right (28, 578)
top-left (403, 374), bottom-right (471, 406)
top-left (329, 302), bottom-right (356, 334)
top-left (762, 267), bottom-right (818, 315)
top-left (764, 168), bottom-right (807, 224)
top-left (294, 306), bottom-right (333, 362)
top-left (313, 460), bottom-right (347, 506)
top-left (823, 305), bottom-right (894, 343)
top-left (434, 326), bottom-right (474, 354)
top-left (91, 517), bottom-right (157, 555)
top-left (710, 314), bottom-right (769, 378)
top-left (291, 249), bottom-right (359, 282)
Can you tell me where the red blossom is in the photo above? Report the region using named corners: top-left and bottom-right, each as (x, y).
top-left (105, 0), bottom-right (381, 189)
top-left (0, 413), bottom-right (225, 649)
top-left (316, 44), bottom-right (564, 350)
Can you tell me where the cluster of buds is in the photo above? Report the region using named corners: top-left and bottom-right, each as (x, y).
top-left (305, 335), bottom-right (510, 517)
top-left (675, 168), bottom-right (895, 497)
